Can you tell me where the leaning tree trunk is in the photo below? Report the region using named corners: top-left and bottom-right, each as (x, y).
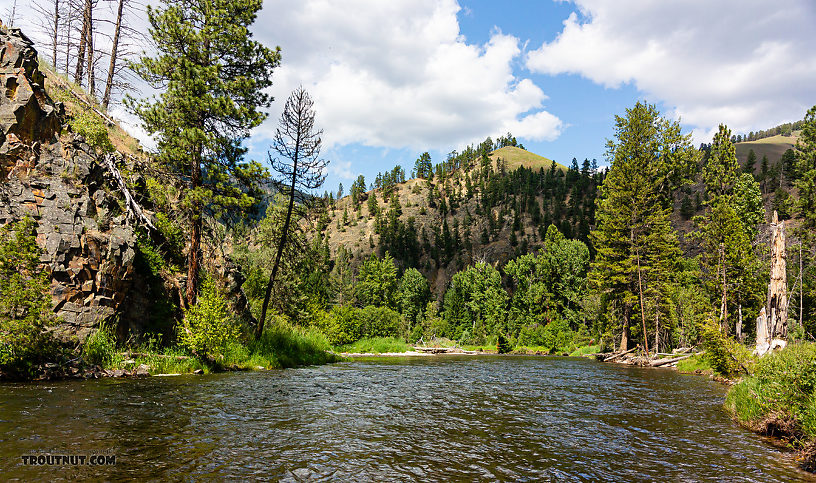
top-left (257, 147), bottom-right (299, 339)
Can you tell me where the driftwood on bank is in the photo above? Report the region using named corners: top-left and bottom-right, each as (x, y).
top-left (120, 352), bottom-right (191, 360)
top-left (412, 346), bottom-right (477, 355)
top-left (603, 346), bottom-right (638, 362)
top-left (650, 352), bottom-right (701, 367)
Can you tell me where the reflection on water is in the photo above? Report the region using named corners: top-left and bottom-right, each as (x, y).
top-left (0, 356), bottom-right (811, 481)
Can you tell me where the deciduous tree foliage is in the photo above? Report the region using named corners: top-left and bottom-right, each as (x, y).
top-left (131, 0), bottom-right (280, 307)
top-left (443, 262), bottom-right (507, 341)
top-left (398, 268), bottom-right (431, 330)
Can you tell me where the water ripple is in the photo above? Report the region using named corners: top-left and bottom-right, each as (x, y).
top-left (0, 356), bottom-right (812, 481)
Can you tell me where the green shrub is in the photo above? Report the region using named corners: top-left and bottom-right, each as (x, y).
top-left (0, 218), bottom-right (55, 376)
top-left (319, 305), bottom-right (362, 346)
top-left (154, 212), bottom-right (185, 261)
top-left (83, 324), bottom-right (117, 366)
top-left (178, 277), bottom-right (239, 361)
top-left (496, 333), bottom-right (511, 354)
top-left (70, 112), bottom-right (114, 152)
top-left (517, 318), bottom-right (574, 354)
top-left (699, 318), bottom-right (752, 377)
top-left (358, 305), bottom-right (402, 339)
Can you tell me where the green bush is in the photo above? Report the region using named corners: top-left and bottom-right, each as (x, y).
top-left (70, 112), bottom-right (114, 153)
top-left (0, 218), bottom-right (55, 376)
top-left (319, 305), bottom-right (362, 346)
top-left (357, 305), bottom-right (402, 339)
top-left (496, 333), bottom-right (511, 354)
top-left (83, 324), bottom-right (117, 366)
top-left (178, 277), bottom-right (239, 361)
top-left (699, 318), bottom-right (752, 377)
top-left (517, 318), bottom-right (574, 354)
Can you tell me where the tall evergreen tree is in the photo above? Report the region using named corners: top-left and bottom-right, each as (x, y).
top-left (589, 102), bottom-right (696, 352)
top-left (131, 0), bottom-right (280, 306)
top-left (692, 125), bottom-right (764, 335)
top-left (794, 105), bottom-right (816, 330)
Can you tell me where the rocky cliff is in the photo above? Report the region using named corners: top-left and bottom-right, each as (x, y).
top-left (0, 26), bottom-right (146, 341)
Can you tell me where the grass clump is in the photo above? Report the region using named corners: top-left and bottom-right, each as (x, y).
top-left (569, 344), bottom-right (601, 357)
top-left (725, 343), bottom-right (816, 470)
top-left (676, 353), bottom-right (713, 374)
top-left (83, 324), bottom-right (119, 366)
top-left (241, 318), bottom-right (342, 369)
top-left (335, 337), bottom-right (411, 354)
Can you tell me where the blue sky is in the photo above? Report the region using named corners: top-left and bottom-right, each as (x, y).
top-left (7, 0), bottom-right (816, 196)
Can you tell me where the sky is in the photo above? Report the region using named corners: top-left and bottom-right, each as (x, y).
top-left (5, 0), bottom-right (816, 195)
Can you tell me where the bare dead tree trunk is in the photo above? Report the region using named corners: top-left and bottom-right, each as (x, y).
top-left (102, 0), bottom-right (124, 109)
top-left (85, 3), bottom-right (95, 96)
top-left (634, 238), bottom-right (650, 355)
top-left (53, 0), bottom-right (59, 65)
top-left (74, 0), bottom-right (91, 84)
top-left (737, 304), bottom-right (743, 342)
top-left (655, 303), bottom-right (660, 354)
top-left (619, 302), bottom-right (631, 352)
top-left (186, 148), bottom-right (202, 308)
top-left (718, 242), bottom-right (728, 333)
top-left (257, 87), bottom-right (327, 339)
top-left (767, 211), bottom-right (788, 339)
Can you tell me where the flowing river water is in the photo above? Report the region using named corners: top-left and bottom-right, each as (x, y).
top-left (0, 355), bottom-right (812, 481)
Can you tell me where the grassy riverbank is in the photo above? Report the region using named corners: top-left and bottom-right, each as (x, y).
top-left (84, 321), bottom-right (343, 376)
top-left (725, 343), bottom-right (816, 471)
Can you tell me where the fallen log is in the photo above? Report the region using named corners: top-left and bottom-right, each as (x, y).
top-left (603, 346), bottom-right (638, 362)
top-left (650, 352), bottom-right (703, 367)
top-left (120, 352), bottom-right (191, 361)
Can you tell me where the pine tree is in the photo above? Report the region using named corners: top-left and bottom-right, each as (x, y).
top-left (794, 106), bottom-right (816, 330)
top-left (692, 125), bottom-right (764, 334)
top-left (589, 102), bottom-right (696, 352)
top-left (130, 0), bottom-right (280, 306)
top-left (744, 149), bottom-right (757, 175)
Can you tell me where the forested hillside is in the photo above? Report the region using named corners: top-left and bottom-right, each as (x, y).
top-left (320, 139), bottom-right (601, 295)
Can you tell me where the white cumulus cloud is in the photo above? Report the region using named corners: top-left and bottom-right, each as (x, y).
top-left (526, 0), bottom-right (816, 136)
top-left (254, 0), bottom-right (563, 150)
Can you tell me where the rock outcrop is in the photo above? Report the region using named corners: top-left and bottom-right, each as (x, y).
top-left (0, 25), bottom-right (139, 341)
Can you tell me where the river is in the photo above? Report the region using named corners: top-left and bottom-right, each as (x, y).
top-left (0, 355), bottom-right (811, 481)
